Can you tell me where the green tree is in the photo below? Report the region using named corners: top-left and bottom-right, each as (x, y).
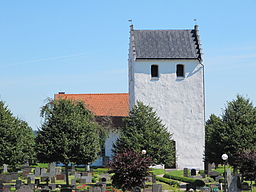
top-left (205, 114), bottom-right (225, 166)
top-left (36, 99), bottom-right (103, 185)
top-left (113, 102), bottom-right (175, 167)
top-left (222, 95), bottom-right (256, 166)
top-left (205, 95), bottom-right (256, 167)
top-left (0, 101), bottom-right (35, 169)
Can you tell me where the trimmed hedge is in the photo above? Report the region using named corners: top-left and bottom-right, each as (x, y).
top-left (164, 173), bottom-right (205, 187)
top-left (156, 176), bottom-right (179, 187)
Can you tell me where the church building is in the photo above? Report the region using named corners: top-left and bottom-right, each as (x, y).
top-left (55, 25), bottom-right (205, 169)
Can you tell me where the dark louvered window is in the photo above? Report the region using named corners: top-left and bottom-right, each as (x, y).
top-left (151, 65), bottom-right (159, 78)
top-left (176, 64), bottom-right (184, 77)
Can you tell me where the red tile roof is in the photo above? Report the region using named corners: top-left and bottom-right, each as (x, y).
top-left (54, 93), bottom-right (129, 117)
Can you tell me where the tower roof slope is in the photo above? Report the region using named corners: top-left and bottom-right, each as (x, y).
top-left (54, 93), bottom-right (129, 117)
top-left (132, 26), bottom-right (202, 60)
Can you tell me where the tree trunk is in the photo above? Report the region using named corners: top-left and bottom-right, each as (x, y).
top-left (65, 164), bottom-right (69, 186)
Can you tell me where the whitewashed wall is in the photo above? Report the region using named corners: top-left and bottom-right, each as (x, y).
top-left (129, 59), bottom-right (205, 169)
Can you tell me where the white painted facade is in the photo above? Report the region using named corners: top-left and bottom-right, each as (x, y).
top-left (129, 57), bottom-right (205, 169)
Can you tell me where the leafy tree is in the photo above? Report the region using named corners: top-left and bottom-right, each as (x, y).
top-left (36, 99), bottom-right (103, 185)
top-left (113, 102), bottom-right (175, 167)
top-left (205, 114), bottom-right (225, 165)
top-left (205, 95), bottom-right (256, 167)
top-left (235, 149), bottom-right (256, 185)
top-left (0, 101), bottom-right (35, 169)
top-left (222, 95), bottom-right (256, 166)
top-left (110, 150), bottom-right (152, 191)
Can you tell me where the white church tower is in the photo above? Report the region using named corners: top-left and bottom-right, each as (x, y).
top-left (128, 25), bottom-right (205, 169)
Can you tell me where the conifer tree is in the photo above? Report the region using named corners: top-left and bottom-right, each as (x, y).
top-left (113, 102), bottom-right (175, 167)
top-left (36, 99), bottom-right (103, 185)
top-left (0, 101), bottom-right (35, 169)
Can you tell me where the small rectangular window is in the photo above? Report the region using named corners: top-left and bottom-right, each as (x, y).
top-left (176, 64), bottom-right (184, 77)
top-left (151, 65), bottom-right (159, 78)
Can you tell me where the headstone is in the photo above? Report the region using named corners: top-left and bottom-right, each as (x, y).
top-left (75, 173), bottom-right (81, 179)
top-left (152, 184), bottom-right (162, 192)
top-left (184, 168), bottom-right (189, 177)
top-left (215, 176), bottom-right (223, 183)
top-left (86, 164), bottom-right (90, 172)
top-left (51, 176), bottom-right (56, 183)
top-left (56, 174), bottom-right (65, 180)
top-left (35, 179), bottom-right (40, 185)
top-left (55, 167), bottom-right (62, 175)
top-left (227, 173), bottom-right (240, 192)
top-left (27, 177), bottom-right (31, 184)
top-left (71, 179), bottom-right (76, 187)
top-left (191, 169), bottom-right (196, 176)
top-left (16, 185), bottom-right (33, 192)
top-left (132, 186), bottom-right (141, 192)
top-left (71, 165), bottom-right (75, 175)
top-left (41, 168), bottom-right (47, 175)
top-left (15, 180), bottom-right (22, 190)
top-left (41, 176), bottom-right (49, 182)
top-left (145, 176), bottom-right (153, 182)
top-left (49, 184), bottom-right (56, 190)
top-left (80, 176), bottom-right (92, 183)
top-left (3, 164), bottom-right (8, 173)
top-left (49, 163), bottom-right (56, 176)
top-left (35, 167), bottom-right (40, 176)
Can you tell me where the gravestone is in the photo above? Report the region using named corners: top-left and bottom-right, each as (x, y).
top-left (49, 184), bottom-right (56, 190)
top-left (152, 184), bottom-right (162, 192)
top-left (191, 169), bottom-right (196, 176)
top-left (71, 179), bottom-right (76, 187)
top-left (71, 165), bottom-right (75, 175)
top-left (49, 163), bottom-right (56, 176)
top-left (56, 174), bottom-right (65, 180)
top-left (15, 180), bottom-right (22, 190)
top-left (145, 176), bottom-right (153, 182)
top-left (41, 168), bottom-right (47, 175)
top-left (55, 167), bottom-right (62, 175)
top-left (27, 177), bottom-right (31, 184)
top-left (184, 168), bottom-right (189, 177)
top-left (35, 179), bottom-right (40, 185)
top-left (75, 173), bottom-right (81, 179)
top-left (80, 176), bottom-right (92, 183)
top-left (16, 185), bottom-right (33, 192)
top-left (3, 164), bottom-right (8, 173)
top-left (51, 176), bottom-right (56, 183)
top-left (35, 167), bottom-right (40, 176)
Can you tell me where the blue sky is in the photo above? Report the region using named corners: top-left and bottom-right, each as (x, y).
top-left (0, 0), bottom-right (256, 130)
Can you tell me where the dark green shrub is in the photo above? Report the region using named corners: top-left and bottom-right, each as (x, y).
top-left (156, 176), bottom-right (179, 187)
top-left (164, 173), bottom-right (205, 187)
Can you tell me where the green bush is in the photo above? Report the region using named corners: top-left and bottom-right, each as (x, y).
top-left (164, 173), bottom-right (205, 187)
top-left (156, 176), bottom-right (179, 187)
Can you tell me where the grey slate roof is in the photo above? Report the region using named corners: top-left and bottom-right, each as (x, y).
top-left (132, 28), bottom-right (202, 60)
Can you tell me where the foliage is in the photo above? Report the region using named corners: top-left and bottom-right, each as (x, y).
top-left (221, 95), bottom-right (256, 166)
top-left (110, 150), bottom-right (153, 191)
top-left (156, 176), bottom-right (179, 187)
top-left (235, 149), bottom-right (256, 182)
top-left (205, 114), bottom-right (225, 165)
top-left (36, 98), bottom-right (103, 185)
top-left (205, 95), bottom-right (256, 166)
top-left (164, 172), bottom-right (205, 187)
top-left (0, 101), bottom-right (35, 168)
top-left (113, 102), bottom-right (175, 167)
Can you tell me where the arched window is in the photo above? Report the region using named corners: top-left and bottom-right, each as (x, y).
top-left (151, 65), bottom-right (159, 78)
top-left (176, 64), bottom-right (184, 77)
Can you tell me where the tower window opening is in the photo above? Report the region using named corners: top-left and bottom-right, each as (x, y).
top-left (151, 65), bottom-right (159, 78)
top-left (176, 64), bottom-right (184, 77)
